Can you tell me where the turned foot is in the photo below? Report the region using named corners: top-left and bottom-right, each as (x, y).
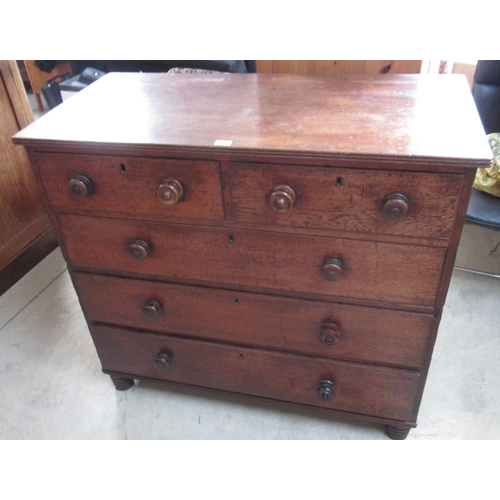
top-left (110, 375), bottom-right (135, 391)
top-left (386, 424), bottom-right (411, 440)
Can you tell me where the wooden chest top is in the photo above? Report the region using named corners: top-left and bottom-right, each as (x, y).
top-left (13, 73), bottom-right (491, 166)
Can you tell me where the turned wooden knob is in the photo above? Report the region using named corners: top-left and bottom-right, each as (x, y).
top-left (321, 258), bottom-right (344, 281)
top-left (269, 185), bottom-right (296, 213)
top-left (153, 352), bottom-right (172, 371)
top-left (319, 321), bottom-right (341, 345)
top-left (382, 193), bottom-right (409, 220)
top-left (142, 299), bottom-right (162, 320)
top-left (317, 379), bottom-right (335, 401)
top-left (68, 175), bottom-right (92, 198)
top-left (129, 240), bottom-right (150, 261)
top-left (158, 179), bottom-right (183, 205)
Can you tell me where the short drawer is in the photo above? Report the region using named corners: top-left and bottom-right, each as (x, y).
top-left (59, 215), bottom-right (446, 308)
top-left (91, 325), bottom-right (421, 421)
top-left (34, 152), bottom-right (224, 222)
top-left (227, 162), bottom-right (463, 240)
top-left (74, 273), bottom-right (433, 369)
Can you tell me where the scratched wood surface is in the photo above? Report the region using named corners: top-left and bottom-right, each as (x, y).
top-left (227, 161), bottom-right (463, 240)
top-left (13, 73), bottom-right (492, 164)
top-left (34, 152), bottom-right (225, 222)
top-left (91, 324), bottom-right (421, 421)
top-left (72, 272), bottom-right (433, 369)
top-left (57, 214), bottom-right (446, 308)
top-left (15, 71), bottom-right (490, 437)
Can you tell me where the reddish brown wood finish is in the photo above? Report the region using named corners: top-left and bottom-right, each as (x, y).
top-left (269, 184), bottom-right (296, 213)
top-left (13, 73), bottom-right (492, 438)
top-left (382, 194), bottom-right (409, 221)
top-left (13, 73), bottom-right (491, 164)
top-left (71, 272), bottom-right (433, 369)
top-left (33, 153), bottom-right (224, 223)
top-left (91, 325), bottom-right (421, 421)
top-left (59, 214), bottom-right (446, 308)
top-left (227, 162), bottom-right (463, 240)
top-left (157, 179), bottom-right (183, 205)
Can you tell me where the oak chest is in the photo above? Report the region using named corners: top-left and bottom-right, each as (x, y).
top-left (14, 72), bottom-right (492, 439)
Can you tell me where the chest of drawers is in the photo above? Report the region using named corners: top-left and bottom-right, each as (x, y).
top-left (14, 72), bottom-right (491, 439)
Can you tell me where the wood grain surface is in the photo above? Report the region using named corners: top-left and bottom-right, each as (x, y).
top-left (0, 62), bottom-right (44, 259)
top-left (256, 60), bottom-right (423, 75)
top-left (13, 73), bottom-right (492, 164)
top-left (15, 71), bottom-right (488, 437)
top-left (58, 215), bottom-right (446, 307)
top-left (34, 152), bottom-right (224, 222)
top-left (227, 162), bottom-right (463, 240)
top-left (0, 61), bottom-right (57, 294)
top-left (91, 324), bottom-right (421, 421)
top-left (73, 272), bottom-right (434, 369)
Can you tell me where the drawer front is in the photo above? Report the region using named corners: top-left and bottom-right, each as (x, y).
top-left (91, 325), bottom-right (421, 421)
top-left (34, 153), bottom-right (224, 222)
top-left (227, 162), bottom-right (463, 240)
top-left (59, 215), bottom-right (446, 307)
top-left (74, 273), bottom-right (433, 369)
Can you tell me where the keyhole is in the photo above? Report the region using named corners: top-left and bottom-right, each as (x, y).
top-left (229, 235), bottom-right (234, 243)
top-left (336, 177), bottom-right (343, 186)
top-left (239, 354), bottom-right (244, 360)
top-left (381, 64), bottom-right (392, 74)
top-left (234, 299), bottom-right (239, 305)
top-left (120, 164), bottom-right (126, 173)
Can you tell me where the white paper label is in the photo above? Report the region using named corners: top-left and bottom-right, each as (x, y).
top-left (214, 140), bottom-right (233, 146)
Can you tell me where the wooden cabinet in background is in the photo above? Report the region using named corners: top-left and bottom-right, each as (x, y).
top-left (257, 60), bottom-right (422, 75)
top-left (0, 61), bottom-right (57, 295)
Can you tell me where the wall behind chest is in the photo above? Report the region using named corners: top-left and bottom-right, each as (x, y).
top-left (256, 60), bottom-right (423, 74)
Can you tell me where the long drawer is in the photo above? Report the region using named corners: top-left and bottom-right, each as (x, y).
top-left (227, 162), bottom-right (463, 240)
top-left (59, 214), bottom-right (446, 308)
top-left (34, 153), bottom-right (224, 222)
top-left (74, 273), bottom-right (433, 369)
top-left (90, 325), bottom-right (421, 421)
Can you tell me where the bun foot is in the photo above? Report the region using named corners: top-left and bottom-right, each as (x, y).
top-left (110, 375), bottom-right (135, 391)
top-left (386, 424), bottom-right (411, 440)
